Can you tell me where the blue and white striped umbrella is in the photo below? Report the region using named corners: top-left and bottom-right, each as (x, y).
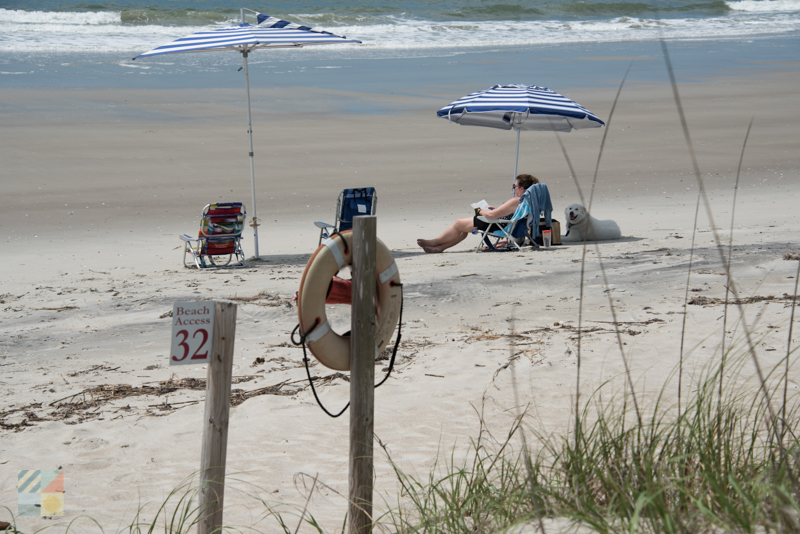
top-left (437, 84), bottom-right (604, 178)
top-left (438, 84), bottom-right (604, 131)
top-left (134, 10), bottom-right (361, 258)
top-left (134, 14), bottom-right (359, 58)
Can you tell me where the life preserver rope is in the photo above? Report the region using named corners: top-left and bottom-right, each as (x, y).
top-left (294, 230), bottom-right (402, 372)
top-left (291, 288), bottom-right (403, 418)
top-left (291, 230), bottom-right (404, 418)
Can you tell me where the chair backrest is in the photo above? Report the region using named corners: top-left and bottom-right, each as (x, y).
top-left (523, 183), bottom-right (553, 238)
top-left (198, 202), bottom-right (245, 255)
top-left (199, 202), bottom-right (246, 238)
top-left (337, 188), bottom-right (376, 232)
top-left (486, 195), bottom-right (532, 240)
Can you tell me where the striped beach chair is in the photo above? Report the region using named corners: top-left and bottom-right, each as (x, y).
top-left (180, 202), bottom-right (246, 269)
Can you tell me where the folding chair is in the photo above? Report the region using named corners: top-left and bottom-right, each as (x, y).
top-left (475, 183), bottom-right (554, 251)
top-left (180, 202), bottom-right (247, 269)
top-left (474, 191), bottom-right (533, 252)
top-left (314, 187), bottom-right (377, 244)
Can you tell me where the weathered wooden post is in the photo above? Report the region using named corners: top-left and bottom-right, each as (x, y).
top-left (349, 216), bottom-right (377, 534)
top-left (198, 301), bottom-right (237, 534)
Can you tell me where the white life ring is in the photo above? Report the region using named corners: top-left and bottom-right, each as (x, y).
top-left (296, 230), bottom-right (402, 371)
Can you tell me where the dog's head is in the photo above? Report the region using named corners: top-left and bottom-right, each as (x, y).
top-left (565, 204), bottom-right (587, 228)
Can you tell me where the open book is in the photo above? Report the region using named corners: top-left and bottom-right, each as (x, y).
top-left (471, 199), bottom-right (489, 215)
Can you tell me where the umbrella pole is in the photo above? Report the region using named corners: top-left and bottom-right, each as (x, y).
top-left (513, 127), bottom-right (520, 180)
top-left (241, 49), bottom-right (260, 259)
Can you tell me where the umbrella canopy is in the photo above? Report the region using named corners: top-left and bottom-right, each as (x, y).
top-left (134, 10), bottom-right (361, 258)
top-left (437, 84), bottom-right (604, 132)
top-left (135, 14), bottom-right (360, 57)
top-left (437, 84), bottom-right (604, 179)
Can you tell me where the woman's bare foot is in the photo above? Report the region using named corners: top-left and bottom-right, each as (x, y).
top-left (418, 238), bottom-right (446, 252)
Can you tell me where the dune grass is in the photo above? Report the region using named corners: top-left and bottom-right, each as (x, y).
top-left (381, 347), bottom-right (800, 533)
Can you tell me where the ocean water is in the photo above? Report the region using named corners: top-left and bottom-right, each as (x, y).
top-left (0, 1), bottom-right (798, 92)
top-left (2, 0), bottom-right (799, 53)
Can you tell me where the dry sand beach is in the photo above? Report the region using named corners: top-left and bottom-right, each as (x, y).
top-left (2, 58), bottom-right (800, 531)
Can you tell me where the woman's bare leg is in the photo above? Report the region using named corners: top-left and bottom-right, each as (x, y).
top-left (417, 217), bottom-right (475, 252)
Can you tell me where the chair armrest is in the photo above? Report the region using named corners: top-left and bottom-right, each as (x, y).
top-left (314, 221), bottom-right (334, 229)
top-left (179, 234), bottom-right (196, 242)
top-left (476, 216), bottom-right (509, 224)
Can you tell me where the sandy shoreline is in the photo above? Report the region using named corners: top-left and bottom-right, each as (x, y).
top-left (2, 65), bottom-right (799, 532)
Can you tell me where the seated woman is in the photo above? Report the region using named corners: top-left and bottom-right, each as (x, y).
top-left (417, 174), bottom-right (538, 253)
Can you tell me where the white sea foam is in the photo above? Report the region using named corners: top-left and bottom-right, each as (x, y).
top-left (330, 15), bottom-right (800, 50)
top-left (727, 0), bottom-right (800, 12)
top-left (0, 8), bottom-right (120, 25)
top-left (0, 7), bottom-right (798, 53)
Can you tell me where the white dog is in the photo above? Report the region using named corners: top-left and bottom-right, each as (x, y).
top-left (562, 203), bottom-right (621, 242)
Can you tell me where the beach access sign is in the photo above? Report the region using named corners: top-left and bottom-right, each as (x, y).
top-left (170, 301), bottom-right (214, 365)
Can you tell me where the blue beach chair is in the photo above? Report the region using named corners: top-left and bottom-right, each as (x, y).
top-left (475, 183), bottom-right (554, 251)
top-left (474, 192), bottom-right (533, 252)
top-left (314, 187), bottom-right (377, 244)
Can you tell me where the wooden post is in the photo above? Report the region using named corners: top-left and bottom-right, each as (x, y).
top-left (349, 216), bottom-right (377, 534)
top-left (198, 301), bottom-right (237, 534)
